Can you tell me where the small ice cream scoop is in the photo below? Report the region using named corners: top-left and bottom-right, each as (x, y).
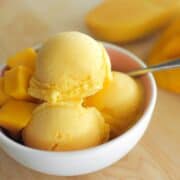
top-left (128, 58), bottom-right (180, 77)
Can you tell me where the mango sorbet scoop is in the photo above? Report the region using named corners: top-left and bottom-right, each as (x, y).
top-left (28, 31), bottom-right (112, 103)
top-left (23, 103), bottom-right (109, 151)
top-left (85, 71), bottom-right (144, 137)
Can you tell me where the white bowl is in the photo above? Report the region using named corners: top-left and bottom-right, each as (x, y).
top-left (0, 42), bottom-right (157, 176)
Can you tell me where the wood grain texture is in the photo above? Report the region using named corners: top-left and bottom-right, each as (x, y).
top-left (0, 1), bottom-right (179, 179)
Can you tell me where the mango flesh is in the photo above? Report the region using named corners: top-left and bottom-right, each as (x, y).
top-left (4, 66), bottom-right (33, 100)
top-left (148, 17), bottom-right (180, 93)
top-left (86, 0), bottom-right (179, 42)
top-left (0, 78), bottom-right (10, 106)
top-left (0, 99), bottom-right (37, 134)
top-left (7, 48), bottom-right (37, 71)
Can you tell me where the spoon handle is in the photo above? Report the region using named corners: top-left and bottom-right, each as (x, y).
top-left (128, 58), bottom-right (180, 77)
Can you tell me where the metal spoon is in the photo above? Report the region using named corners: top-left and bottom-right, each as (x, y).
top-left (127, 58), bottom-right (180, 77)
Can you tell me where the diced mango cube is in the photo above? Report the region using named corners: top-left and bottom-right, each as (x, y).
top-left (0, 78), bottom-right (10, 106)
top-left (7, 48), bottom-right (37, 71)
top-left (4, 66), bottom-right (32, 100)
top-left (0, 99), bottom-right (37, 134)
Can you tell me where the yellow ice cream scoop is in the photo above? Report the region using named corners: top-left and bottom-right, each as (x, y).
top-left (22, 102), bottom-right (109, 151)
top-left (85, 71), bottom-right (144, 137)
top-left (28, 31), bottom-right (112, 103)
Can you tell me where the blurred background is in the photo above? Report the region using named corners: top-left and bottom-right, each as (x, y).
top-left (0, 0), bottom-right (179, 179)
top-left (1, 0), bottom-right (178, 59)
top-left (0, 0), bottom-right (101, 60)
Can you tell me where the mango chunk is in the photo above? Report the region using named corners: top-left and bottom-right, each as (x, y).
top-left (4, 66), bottom-right (32, 100)
top-left (0, 99), bottom-right (37, 134)
top-left (0, 78), bottom-right (10, 106)
top-left (7, 48), bottom-right (37, 71)
top-left (86, 0), bottom-right (179, 42)
top-left (148, 17), bottom-right (180, 93)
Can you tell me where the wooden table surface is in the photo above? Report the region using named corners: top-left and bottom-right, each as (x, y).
top-left (0, 1), bottom-right (179, 179)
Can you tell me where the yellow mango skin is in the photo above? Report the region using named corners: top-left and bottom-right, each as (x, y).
top-left (0, 99), bottom-right (37, 134)
top-left (7, 48), bottom-right (37, 71)
top-left (4, 66), bottom-right (33, 100)
top-left (148, 18), bottom-right (180, 93)
top-left (86, 0), bottom-right (179, 43)
top-left (0, 78), bottom-right (10, 106)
